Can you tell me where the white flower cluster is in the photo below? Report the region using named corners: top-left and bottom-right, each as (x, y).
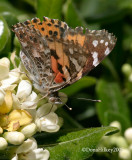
top-left (11, 137), bottom-right (49, 160)
top-left (98, 121), bottom-right (132, 160)
top-left (0, 57), bottom-right (67, 159)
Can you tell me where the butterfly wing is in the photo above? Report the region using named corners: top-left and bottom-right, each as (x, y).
top-left (12, 17), bottom-right (116, 95)
top-left (64, 28), bottom-right (117, 84)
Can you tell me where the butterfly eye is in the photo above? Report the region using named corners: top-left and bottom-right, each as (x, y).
top-left (49, 97), bottom-right (55, 102)
top-left (49, 97), bottom-right (63, 104)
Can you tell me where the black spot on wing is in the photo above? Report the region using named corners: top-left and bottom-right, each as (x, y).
top-left (58, 63), bottom-right (63, 74)
top-left (51, 49), bottom-right (59, 59)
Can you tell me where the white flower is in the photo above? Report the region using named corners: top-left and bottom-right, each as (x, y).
top-left (0, 57), bottom-right (10, 80)
top-left (16, 80), bottom-right (32, 101)
top-left (0, 137), bottom-right (7, 150)
top-left (124, 128), bottom-right (132, 144)
top-left (1, 68), bottom-right (20, 90)
top-left (4, 131), bottom-right (25, 145)
top-left (11, 137), bottom-right (49, 160)
top-left (35, 112), bottom-right (61, 132)
top-left (20, 91), bottom-right (38, 109)
top-left (20, 123), bottom-right (37, 138)
top-left (119, 148), bottom-right (131, 160)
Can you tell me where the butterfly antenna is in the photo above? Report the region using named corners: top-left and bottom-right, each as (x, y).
top-left (58, 97), bottom-right (72, 111)
top-left (58, 95), bottom-right (101, 103)
top-left (76, 98), bottom-right (101, 102)
top-left (64, 103), bottom-right (72, 111)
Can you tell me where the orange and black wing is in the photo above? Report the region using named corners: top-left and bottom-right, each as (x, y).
top-left (12, 17), bottom-right (116, 94)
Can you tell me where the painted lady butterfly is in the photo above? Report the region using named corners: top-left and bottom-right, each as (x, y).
top-left (12, 17), bottom-right (117, 104)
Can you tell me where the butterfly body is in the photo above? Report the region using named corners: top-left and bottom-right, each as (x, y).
top-left (12, 17), bottom-right (116, 103)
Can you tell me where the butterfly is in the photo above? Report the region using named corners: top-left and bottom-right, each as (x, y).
top-left (12, 16), bottom-right (117, 104)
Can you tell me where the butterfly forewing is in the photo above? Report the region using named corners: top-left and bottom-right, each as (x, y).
top-left (12, 17), bottom-right (116, 95)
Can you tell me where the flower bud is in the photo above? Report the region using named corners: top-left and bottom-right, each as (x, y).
top-left (109, 136), bottom-right (128, 148)
top-left (129, 73), bottom-right (132, 82)
top-left (119, 148), bottom-right (131, 160)
top-left (20, 123), bottom-right (37, 138)
top-left (4, 131), bottom-right (25, 145)
top-left (0, 57), bottom-right (10, 80)
top-left (110, 121), bottom-right (121, 130)
top-left (122, 64), bottom-right (132, 77)
top-left (16, 80), bottom-right (32, 100)
top-left (0, 137), bottom-right (7, 150)
top-left (124, 128), bottom-right (132, 144)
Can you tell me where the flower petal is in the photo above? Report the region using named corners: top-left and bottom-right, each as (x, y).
top-left (0, 57), bottom-right (10, 80)
top-left (0, 88), bottom-right (5, 105)
top-left (36, 103), bottom-right (57, 118)
top-left (1, 68), bottom-right (20, 87)
top-left (0, 127), bottom-right (3, 134)
top-left (0, 90), bottom-right (12, 114)
top-left (11, 154), bottom-right (18, 160)
top-left (26, 91), bottom-right (38, 102)
top-left (36, 112), bottom-right (60, 132)
top-left (0, 137), bottom-right (7, 150)
top-left (16, 80), bottom-right (32, 101)
top-left (12, 93), bottom-right (21, 109)
top-left (8, 109), bottom-right (32, 126)
top-left (21, 101), bottom-right (37, 109)
top-left (6, 120), bottom-right (20, 131)
top-left (28, 148), bottom-right (50, 160)
top-left (16, 137), bottom-right (37, 154)
top-left (0, 115), bottom-right (9, 127)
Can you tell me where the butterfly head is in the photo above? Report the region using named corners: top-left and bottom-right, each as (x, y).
top-left (48, 92), bottom-right (63, 105)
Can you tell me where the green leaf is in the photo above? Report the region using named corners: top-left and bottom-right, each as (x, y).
top-left (79, 0), bottom-right (130, 23)
top-left (35, 127), bottom-right (118, 160)
top-left (96, 79), bottom-right (131, 126)
top-left (61, 76), bottom-right (96, 96)
top-left (65, 0), bottom-right (84, 28)
top-left (0, 0), bottom-right (23, 16)
top-left (0, 16), bottom-right (11, 54)
top-left (102, 58), bottom-right (120, 82)
top-left (37, 0), bottom-right (63, 20)
top-left (104, 111), bottom-right (131, 132)
top-left (0, 12), bottom-right (18, 28)
top-left (22, 0), bottom-right (37, 10)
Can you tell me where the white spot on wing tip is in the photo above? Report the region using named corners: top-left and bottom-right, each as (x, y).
top-left (105, 42), bottom-right (108, 46)
top-left (100, 40), bottom-right (104, 43)
top-left (92, 40), bottom-right (98, 47)
top-left (105, 47), bottom-right (110, 55)
top-left (92, 51), bottom-right (99, 67)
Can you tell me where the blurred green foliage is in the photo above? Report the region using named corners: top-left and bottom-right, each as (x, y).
top-left (1, 0), bottom-right (132, 159)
